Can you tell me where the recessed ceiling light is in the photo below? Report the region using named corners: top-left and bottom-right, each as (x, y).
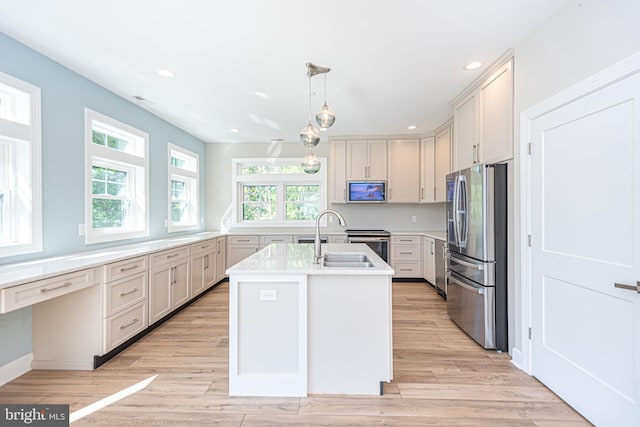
top-left (463, 61), bottom-right (483, 70)
top-left (230, 128), bottom-right (240, 133)
top-left (408, 125), bottom-right (417, 130)
top-left (157, 69), bottom-right (175, 77)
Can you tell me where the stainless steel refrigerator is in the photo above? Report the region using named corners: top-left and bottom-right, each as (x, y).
top-left (446, 163), bottom-right (507, 352)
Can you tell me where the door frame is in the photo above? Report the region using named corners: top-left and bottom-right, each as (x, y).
top-left (519, 50), bottom-right (640, 375)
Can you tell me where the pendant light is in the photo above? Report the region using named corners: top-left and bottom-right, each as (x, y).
top-left (302, 149), bottom-right (321, 174)
top-left (315, 72), bottom-right (336, 129)
top-left (299, 62), bottom-right (334, 174)
top-left (300, 65), bottom-right (321, 147)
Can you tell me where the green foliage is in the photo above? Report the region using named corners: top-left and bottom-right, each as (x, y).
top-left (92, 199), bottom-right (127, 228)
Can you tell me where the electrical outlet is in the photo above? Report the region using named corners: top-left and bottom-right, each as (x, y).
top-left (411, 215), bottom-right (417, 223)
top-left (78, 224), bottom-right (85, 236)
top-left (260, 289), bottom-right (277, 301)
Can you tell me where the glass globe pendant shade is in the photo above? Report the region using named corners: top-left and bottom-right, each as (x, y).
top-left (315, 102), bottom-right (336, 129)
top-left (299, 122), bottom-right (321, 147)
top-left (302, 151), bottom-right (321, 174)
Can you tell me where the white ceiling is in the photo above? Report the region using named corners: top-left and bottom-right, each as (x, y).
top-left (0, 0), bottom-right (566, 143)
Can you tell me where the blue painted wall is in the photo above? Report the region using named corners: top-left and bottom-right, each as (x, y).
top-left (0, 33), bottom-right (207, 366)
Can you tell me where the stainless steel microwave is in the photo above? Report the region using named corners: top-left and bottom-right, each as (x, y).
top-left (346, 181), bottom-right (387, 203)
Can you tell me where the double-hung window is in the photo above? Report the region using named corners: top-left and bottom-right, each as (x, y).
top-left (85, 109), bottom-right (149, 244)
top-left (232, 158), bottom-right (327, 227)
top-left (168, 143), bottom-right (199, 232)
top-left (0, 71), bottom-right (42, 257)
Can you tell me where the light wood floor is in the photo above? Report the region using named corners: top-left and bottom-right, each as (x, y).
top-left (0, 282), bottom-right (590, 426)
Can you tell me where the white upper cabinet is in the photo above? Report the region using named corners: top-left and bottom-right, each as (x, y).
top-left (419, 136), bottom-right (435, 203)
top-left (388, 139), bottom-right (420, 203)
top-left (452, 56), bottom-right (514, 171)
top-left (434, 123), bottom-right (452, 203)
top-left (453, 91), bottom-right (478, 171)
top-left (479, 59), bottom-right (513, 164)
top-left (346, 139), bottom-right (387, 181)
top-left (329, 140), bottom-right (347, 203)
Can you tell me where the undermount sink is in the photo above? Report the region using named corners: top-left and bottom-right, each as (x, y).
top-left (322, 253), bottom-right (374, 268)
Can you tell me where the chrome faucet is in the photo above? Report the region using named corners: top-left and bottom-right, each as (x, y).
top-left (314, 209), bottom-right (347, 264)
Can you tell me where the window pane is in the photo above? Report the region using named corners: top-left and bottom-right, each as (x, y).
top-left (243, 185), bottom-right (276, 202)
top-left (171, 201), bottom-right (186, 222)
top-left (286, 185), bottom-right (320, 221)
top-left (92, 130), bottom-right (106, 146)
top-left (239, 164), bottom-right (304, 175)
top-left (243, 203), bottom-right (276, 221)
top-left (92, 166), bottom-right (128, 196)
top-left (0, 82), bottom-right (31, 125)
top-left (92, 198), bottom-right (129, 228)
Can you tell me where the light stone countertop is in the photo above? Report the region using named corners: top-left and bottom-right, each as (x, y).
top-left (226, 243), bottom-right (394, 276)
top-left (0, 232), bottom-right (223, 290)
top-left (391, 230), bottom-right (446, 240)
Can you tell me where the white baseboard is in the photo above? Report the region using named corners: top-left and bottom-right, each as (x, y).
top-left (31, 360), bottom-right (94, 371)
top-left (510, 347), bottom-right (523, 370)
top-left (0, 353), bottom-right (33, 386)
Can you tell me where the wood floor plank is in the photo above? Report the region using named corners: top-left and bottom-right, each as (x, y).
top-left (0, 281), bottom-right (591, 426)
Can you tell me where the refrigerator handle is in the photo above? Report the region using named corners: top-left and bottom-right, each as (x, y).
top-left (457, 175), bottom-right (468, 248)
top-left (452, 175), bottom-right (460, 246)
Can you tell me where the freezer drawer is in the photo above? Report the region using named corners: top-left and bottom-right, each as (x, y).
top-left (447, 271), bottom-right (495, 349)
top-left (448, 252), bottom-right (495, 287)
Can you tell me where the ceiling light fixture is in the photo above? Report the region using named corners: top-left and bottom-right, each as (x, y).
top-left (300, 62), bottom-right (334, 174)
top-left (463, 61), bottom-right (483, 70)
top-left (408, 125), bottom-right (417, 130)
top-left (157, 69), bottom-right (175, 77)
top-left (230, 128), bottom-right (239, 133)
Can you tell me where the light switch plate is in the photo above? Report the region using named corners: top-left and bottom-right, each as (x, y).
top-left (260, 289), bottom-right (277, 301)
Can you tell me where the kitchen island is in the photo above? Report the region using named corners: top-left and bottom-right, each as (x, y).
top-left (226, 243), bottom-right (394, 397)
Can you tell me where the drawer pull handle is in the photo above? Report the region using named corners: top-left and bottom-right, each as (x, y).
top-left (40, 282), bottom-right (73, 293)
top-left (166, 253), bottom-right (179, 259)
top-left (120, 288), bottom-right (139, 297)
top-left (200, 245), bottom-right (210, 249)
top-left (237, 239), bottom-right (250, 242)
top-left (120, 318), bottom-right (139, 330)
top-left (119, 265), bottom-right (140, 272)
top-left (399, 252), bottom-right (412, 255)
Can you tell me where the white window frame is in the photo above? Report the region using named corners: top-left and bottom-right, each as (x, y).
top-left (85, 109), bottom-right (149, 244)
top-left (231, 157), bottom-right (327, 227)
top-left (167, 143), bottom-right (199, 232)
top-left (0, 71), bottom-right (42, 257)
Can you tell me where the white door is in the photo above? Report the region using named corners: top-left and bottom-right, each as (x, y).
top-left (529, 67), bottom-right (640, 427)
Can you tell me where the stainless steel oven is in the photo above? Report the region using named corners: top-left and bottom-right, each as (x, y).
top-left (346, 230), bottom-right (390, 262)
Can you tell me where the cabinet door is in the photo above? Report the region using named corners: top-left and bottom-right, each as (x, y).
top-left (434, 125), bottom-right (452, 202)
top-left (227, 245), bottom-right (258, 268)
top-left (479, 59), bottom-right (513, 164)
top-left (388, 139), bottom-right (420, 203)
top-left (330, 140), bottom-right (347, 203)
top-left (191, 253), bottom-right (206, 298)
top-left (171, 259), bottom-right (190, 309)
top-left (453, 91), bottom-right (478, 171)
top-left (346, 140), bottom-right (368, 180)
top-left (149, 265), bottom-right (172, 324)
top-left (420, 137), bottom-right (435, 203)
top-left (215, 237), bottom-right (226, 282)
top-left (204, 252), bottom-right (217, 288)
top-left (423, 237), bottom-right (436, 284)
top-left (367, 140), bottom-right (388, 180)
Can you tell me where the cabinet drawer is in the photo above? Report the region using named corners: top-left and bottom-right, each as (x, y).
top-left (392, 244), bottom-right (421, 260)
top-left (105, 272), bottom-right (148, 317)
top-left (190, 239), bottom-right (217, 256)
top-left (260, 235), bottom-right (293, 244)
top-left (105, 302), bottom-right (148, 352)
top-left (104, 255), bottom-right (148, 282)
top-left (393, 262), bottom-right (422, 278)
top-left (228, 235), bottom-right (259, 245)
top-left (392, 235), bottom-right (421, 245)
top-left (149, 246), bottom-right (190, 267)
top-left (1, 268), bottom-right (95, 314)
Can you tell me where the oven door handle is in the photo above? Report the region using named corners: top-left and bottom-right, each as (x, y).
top-left (348, 237), bottom-right (389, 242)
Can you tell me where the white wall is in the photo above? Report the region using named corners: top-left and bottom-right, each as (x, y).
top-left (511, 0), bottom-right (640, 359)
top-left (206, 141), bottom-right (446, 232)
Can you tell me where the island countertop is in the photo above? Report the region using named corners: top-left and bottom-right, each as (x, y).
top-left (226, 243), bottom-right (394, 276)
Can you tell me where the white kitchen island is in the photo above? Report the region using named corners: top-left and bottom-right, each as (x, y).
top-left (226, 243), bottom-right (394, 397)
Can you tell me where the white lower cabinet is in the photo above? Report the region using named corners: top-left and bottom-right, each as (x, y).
top-left (423, 236), bottom-right (436, 284)
top-left (149, 247), bottom-right (190, 325)
top-left (215, 236), bottom-right (226, 282)
top-left (227, 235), bottom-right (259, 268)
top-left (191, 239), bottom-right (218, 298)
top-left (391, 235), bottom-right (422, 278)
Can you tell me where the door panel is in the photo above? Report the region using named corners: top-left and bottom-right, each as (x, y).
top-left (530, 69), bottom-right (640, 427)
